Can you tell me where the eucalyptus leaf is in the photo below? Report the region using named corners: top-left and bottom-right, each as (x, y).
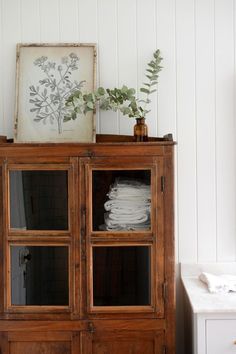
top-left (87, 101), bottom-right (94, 109)
top-left (64, 49), bottom-right (163, 120)
top-left (140, 88), bottom-right (150, 94)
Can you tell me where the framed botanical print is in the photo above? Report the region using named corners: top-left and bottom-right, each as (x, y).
top-left (14, 43), bottom-right (96, 143)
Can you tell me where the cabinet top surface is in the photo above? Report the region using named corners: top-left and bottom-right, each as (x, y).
top-left (0, 134), bottom-right (175, 158)
top-left (181, 263), bottom-right (236, 314)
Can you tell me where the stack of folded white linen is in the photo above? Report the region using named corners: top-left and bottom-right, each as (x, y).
top-left (100, 178), bottom-right (151, 231)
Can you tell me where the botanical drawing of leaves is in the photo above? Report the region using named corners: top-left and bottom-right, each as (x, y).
top-left (29, 52), bottom-right (85, 134)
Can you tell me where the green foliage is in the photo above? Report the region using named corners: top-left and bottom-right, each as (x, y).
top-left (65, 49), bottom-right (163, 121)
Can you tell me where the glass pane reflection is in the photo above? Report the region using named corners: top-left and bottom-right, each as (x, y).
top-left (93, 246), bottom-right (151, 306)
top-left (11, 246), bottom-right (69, 306)
top-left (10, 170), bottom-right (68, 230)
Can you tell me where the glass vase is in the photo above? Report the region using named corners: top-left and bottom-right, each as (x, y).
top-left (133, 118), bottom-right (148, 142)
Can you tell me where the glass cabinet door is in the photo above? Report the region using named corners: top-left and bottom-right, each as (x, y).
top-left (92, 245), bottom-right (151, 307)
top-left (9, 170), bottom-right (68, 231)
top-left (86, 158), bottom-right (164, 317)
top-left (92, 169), bottom-right (152, 232)
top-left (5, 162), bottom-right (75, 314)
top-left (11, 245), bottom-right (69, 306)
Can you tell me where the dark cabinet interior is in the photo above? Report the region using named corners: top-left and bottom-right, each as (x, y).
top-left (11, 246), bottom-right (69, 306)
top-left (92, 245), bottom-right (151, 306)
top-left (9, 170), bottom-right (68, 230)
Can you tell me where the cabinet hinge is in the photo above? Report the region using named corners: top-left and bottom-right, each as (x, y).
top-left (162, 345), bottom-right (167, 354)
top-left (162, 282), bottom-right (168, 301)
top-left (161, 176), bottom-right (165, 192)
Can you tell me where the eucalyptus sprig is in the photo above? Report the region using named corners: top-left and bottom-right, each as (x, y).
top-left (64, 49), bottom-right (163, 122)
top-left (139, 49), bottom-right (163, 116)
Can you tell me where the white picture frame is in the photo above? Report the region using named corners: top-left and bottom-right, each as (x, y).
top-left (14, 43), bottom-right (96, 143)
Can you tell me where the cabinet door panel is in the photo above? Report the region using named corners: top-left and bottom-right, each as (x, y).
top-left (84, 330), bottom-right (164, 354)
top-left (10, 341), bottom-right (71, 354)
top-left (85, 157), bottom-right (165, 318)
top-left (9, 169), bottom-right (69, 231)
top-left (92, 245), bottom-right (151, 307)
top-left (4, 331), bottom-right (79, 354)
top-left (206, 319), bottom-right (236, 354)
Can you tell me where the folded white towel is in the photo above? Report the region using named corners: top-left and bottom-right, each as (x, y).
top-left (199, 272), bottom-right (236, 293)
top-left (108, 211), bottom-right (149, 222)
top-left (108, 179), bottom-right (151, 199)
top-left (112, 178), bottom-right (148, 187)
top-left (104, 212), bottom-right (149, 227)
top-left (109, 207), bottom-right (151, 215)
top-left (104, 199), bottom-right (151, 211)
top-left (99, 222), bottom-right (150, 231)
top-left (101, 177), bottom-right (151, 231)
top-left (108, 190), bottom-right (151, 200)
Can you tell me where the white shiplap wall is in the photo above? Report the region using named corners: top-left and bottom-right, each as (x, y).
top-left (0, 0), bottom-right (236, 261)
top-left (0, 0), bottom-right (236, 351)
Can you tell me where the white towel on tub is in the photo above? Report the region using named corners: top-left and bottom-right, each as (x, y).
top-left (199, 272), bottom-right (236, 293)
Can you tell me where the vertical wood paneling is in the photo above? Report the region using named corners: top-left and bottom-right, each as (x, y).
top-left (21, 0), bottom-right (40, 42)
top-left (1, 0), bottom-right (21, 138)
top-left (215, 0), bottom-right (236, 261)
top-left (97, 0), bottom-right (118, 134)
top-left (136, 0), bottom-right (157, 136)
top-left (1, 0), bottom-right (236, 266)
top-left (77, 0), bottom-right (98, 129)
top-left (155, 0), bottom-right (178, 265)
top-left (156, 0), bottom-right (176, 137)
top-left (78, 0), bottom-right (97, 43)
top-left (40, 0), bottom-right (60, 42)
top-left (176, 0), bottom-right (197, 262)
top-left (58, 0), bottom-right (79, 42)
top-left (117, 0), bottom-right (137, 135)
top-left (195, 0), bottom-right (217, 262)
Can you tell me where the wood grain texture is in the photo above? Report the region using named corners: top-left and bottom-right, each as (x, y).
top-left (86, 330), bottom-right (164, 354)
top-left (0, 140), bottom-right (175, 354)
top-left (1, 0), bottom-right (21, 137)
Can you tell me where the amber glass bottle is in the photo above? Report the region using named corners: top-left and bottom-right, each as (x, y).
top-left (133, 118), bottom-right (148, 142)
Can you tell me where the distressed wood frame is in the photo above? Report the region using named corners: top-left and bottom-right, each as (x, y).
top-left (14, 43), bottom-right (97, 143)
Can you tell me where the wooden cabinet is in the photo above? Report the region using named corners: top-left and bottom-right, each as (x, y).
top-left (0, 135), bottom-right (175, 354)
